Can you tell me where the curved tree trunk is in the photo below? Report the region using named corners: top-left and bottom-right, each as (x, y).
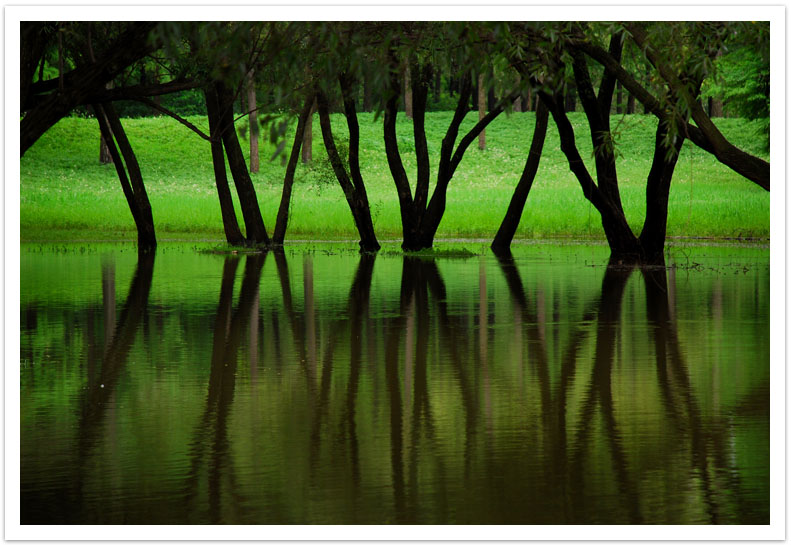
top-left (94, 102), bottom-right (156, 251)
top-left (491, 100), bottom-right (549, 253)
top-left (247, 70), bottom-right (259, 174)
top-left (316, 82), bottom-right (380, 252)
top-left (204, 86), bottom-right (244, 245)
top-left (273, 95), bottom-right (314, 245)
top-left (638, 121), bottom-right (685, 262)
top-left (214, 80), bottom-right (269, 246)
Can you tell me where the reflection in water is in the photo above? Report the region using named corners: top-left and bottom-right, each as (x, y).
top-left (20, 246), bottom-right (769, 525)
top-left (185, 254), bottom-right (266, 524)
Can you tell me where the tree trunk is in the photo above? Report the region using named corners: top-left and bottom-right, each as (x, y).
top-left (709, 96), bottom-right (723, 117)
top-left (491, 100), bottom-right (549, 253)
top-left (317, 82), bottom-right (380, 252)
top-left (564, 85), bottom-right (577, 112)
top-left (404, 66), bottom-right (413, 119)
top-left (99, 82), bottom-right (113, 164)
top-left (93, 102), bottom-right (156, 251)
top-left (625, 22), bottom-right (769, 190)
top-left (638, 121), bottom-right (685, 263)
top-left (616, 80), bottom-right (623, 114)
top-left (204, 86), bottom-right (244, 245)
top-left (273, 95), bottom-right (314, 245)
top-left (247, 70), bottom-right (259, 173)
top-left (385, 65), bottom-right (514, 251)
top-left (302, 99), bottom-right (315, 164)
top-left (363, 72), bottom-right (372, 113)
top-left (626, 92), bottom-right (636, 115)
top-left (478, 72), bottom-right (486, 151)
top-left (99, 134), bottom-right (112, 164)
top-left (214, 80), bottom-right (269, 246)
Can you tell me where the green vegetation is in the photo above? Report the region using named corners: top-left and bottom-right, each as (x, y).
top-left (20, 110), bottom-right (769, 243)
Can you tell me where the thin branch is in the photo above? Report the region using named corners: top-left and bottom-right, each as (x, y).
top-left (133, 97), bottom-right (210, 141)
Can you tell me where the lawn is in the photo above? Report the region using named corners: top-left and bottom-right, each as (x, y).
top-left (20, 110), bottom-right (770, 243)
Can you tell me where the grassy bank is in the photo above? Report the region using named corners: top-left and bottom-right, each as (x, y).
top-left (20, 110), bottom-right (769, 243)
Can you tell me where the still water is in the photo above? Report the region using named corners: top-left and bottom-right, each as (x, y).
top-left (20, 242), bottom-right (769, 525)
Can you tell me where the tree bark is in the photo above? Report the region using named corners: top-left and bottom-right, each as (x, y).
top-left (385, 64), bottom-right (515, 250)
top-left (99, 82), bottom-right (113, 164)
top-left (93, 102), bottom-right (156, 251)
top-left (302, 99), bottom-right (315, 164)
top-left (404, 66), bottom-right (413, 119)
top-left (363, 72), bottom-right (372, 113)
top-left (478, 72), bottom-right (486, 151)
top-left (204, 86), bottom-right (244, 245)
top-left (638, 121), bottom-right (685, 262)
top-left (273, 95), bottom-right (314, 244)
top-left (247, 69), bottom-right (259, 173)
top-left (317, 83), bottom-right (380, 252)
top-left (214, 80), bottom-right (269, 245)
top-left (491, 100), bottom-right (549, 252)
top-left (99, 135), bottom-right (112, 164)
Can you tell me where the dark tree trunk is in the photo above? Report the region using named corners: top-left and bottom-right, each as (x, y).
top-left (204, 86), bottom-right (244, 245)
top-left (302, 99), bottom-right (315, 163)
top-left (99, 134), bottom-right (112, 164)
top-left (625, 23), bottom-right (769, 190)
top-left (434, 69), bottom-right (442, 102)
top-left (491, 100), bottom-right (549, 253)
top-left (404, 66), bottom-right (413, 119)
top-left (487, 86), bottom-right (496, 112)
top-left (564, 85), bottom-right (577, 112)
top-left (478, 72), bottom-right (486, 150)
top-left (363, 72), bottom-right (372, 113)
top-left (316, 78), bottom-right (380, 252)
top-left (384, 63), bottom-right (516, 251)
top-left (638, 122), bottom-right (685, 263)
top-left (247, 70), bottom-right (259, 174)
top-left (616, 80), bottom-right (623, 114)
top-left (214, 81), bottom-right (269, 246)
top-left (93, 102), bottom-right (156, 251)
top-left (626, 92), bottom-right (636, 114)
top-left (273, 95), bottom-right (314, 245)
top-left (99, 82), bottom-right (113, 164)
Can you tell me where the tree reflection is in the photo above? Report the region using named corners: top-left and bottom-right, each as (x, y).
top-left (184, 253), bottom-right (266, 524)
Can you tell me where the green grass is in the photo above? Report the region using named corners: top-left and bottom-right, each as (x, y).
top-left (20, 111), bottom-right (770, 243)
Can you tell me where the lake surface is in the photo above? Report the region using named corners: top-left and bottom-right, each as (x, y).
top-left (20, 242), bottom-right (769, 525)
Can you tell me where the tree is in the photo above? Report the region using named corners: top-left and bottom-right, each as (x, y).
top-left (380, 23), bottom-right (519, 250)
top-left (316, 76), bottom-right (380, 251)
top-left (572, 22), bottom-right (769, 190)
top-left (21, 22), bottom-right (159, 156)
top-left (496, 21), bottom-right (769, 263)
top-left (247, 69), bottom-right (260, 173)
top-left (93, 101), bottom-right (157, 251)
top-left (491, 99), bottom-right (549, 253)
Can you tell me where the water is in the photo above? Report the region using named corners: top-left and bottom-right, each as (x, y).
top-left (19, 242), bottom-right (769, 525)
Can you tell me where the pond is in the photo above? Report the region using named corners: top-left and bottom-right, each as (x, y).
top-left (19, 242), bottom-right (769, 525)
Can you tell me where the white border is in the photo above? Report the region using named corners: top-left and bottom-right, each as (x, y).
top-left (5, 4), bottom-right (786, 542)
